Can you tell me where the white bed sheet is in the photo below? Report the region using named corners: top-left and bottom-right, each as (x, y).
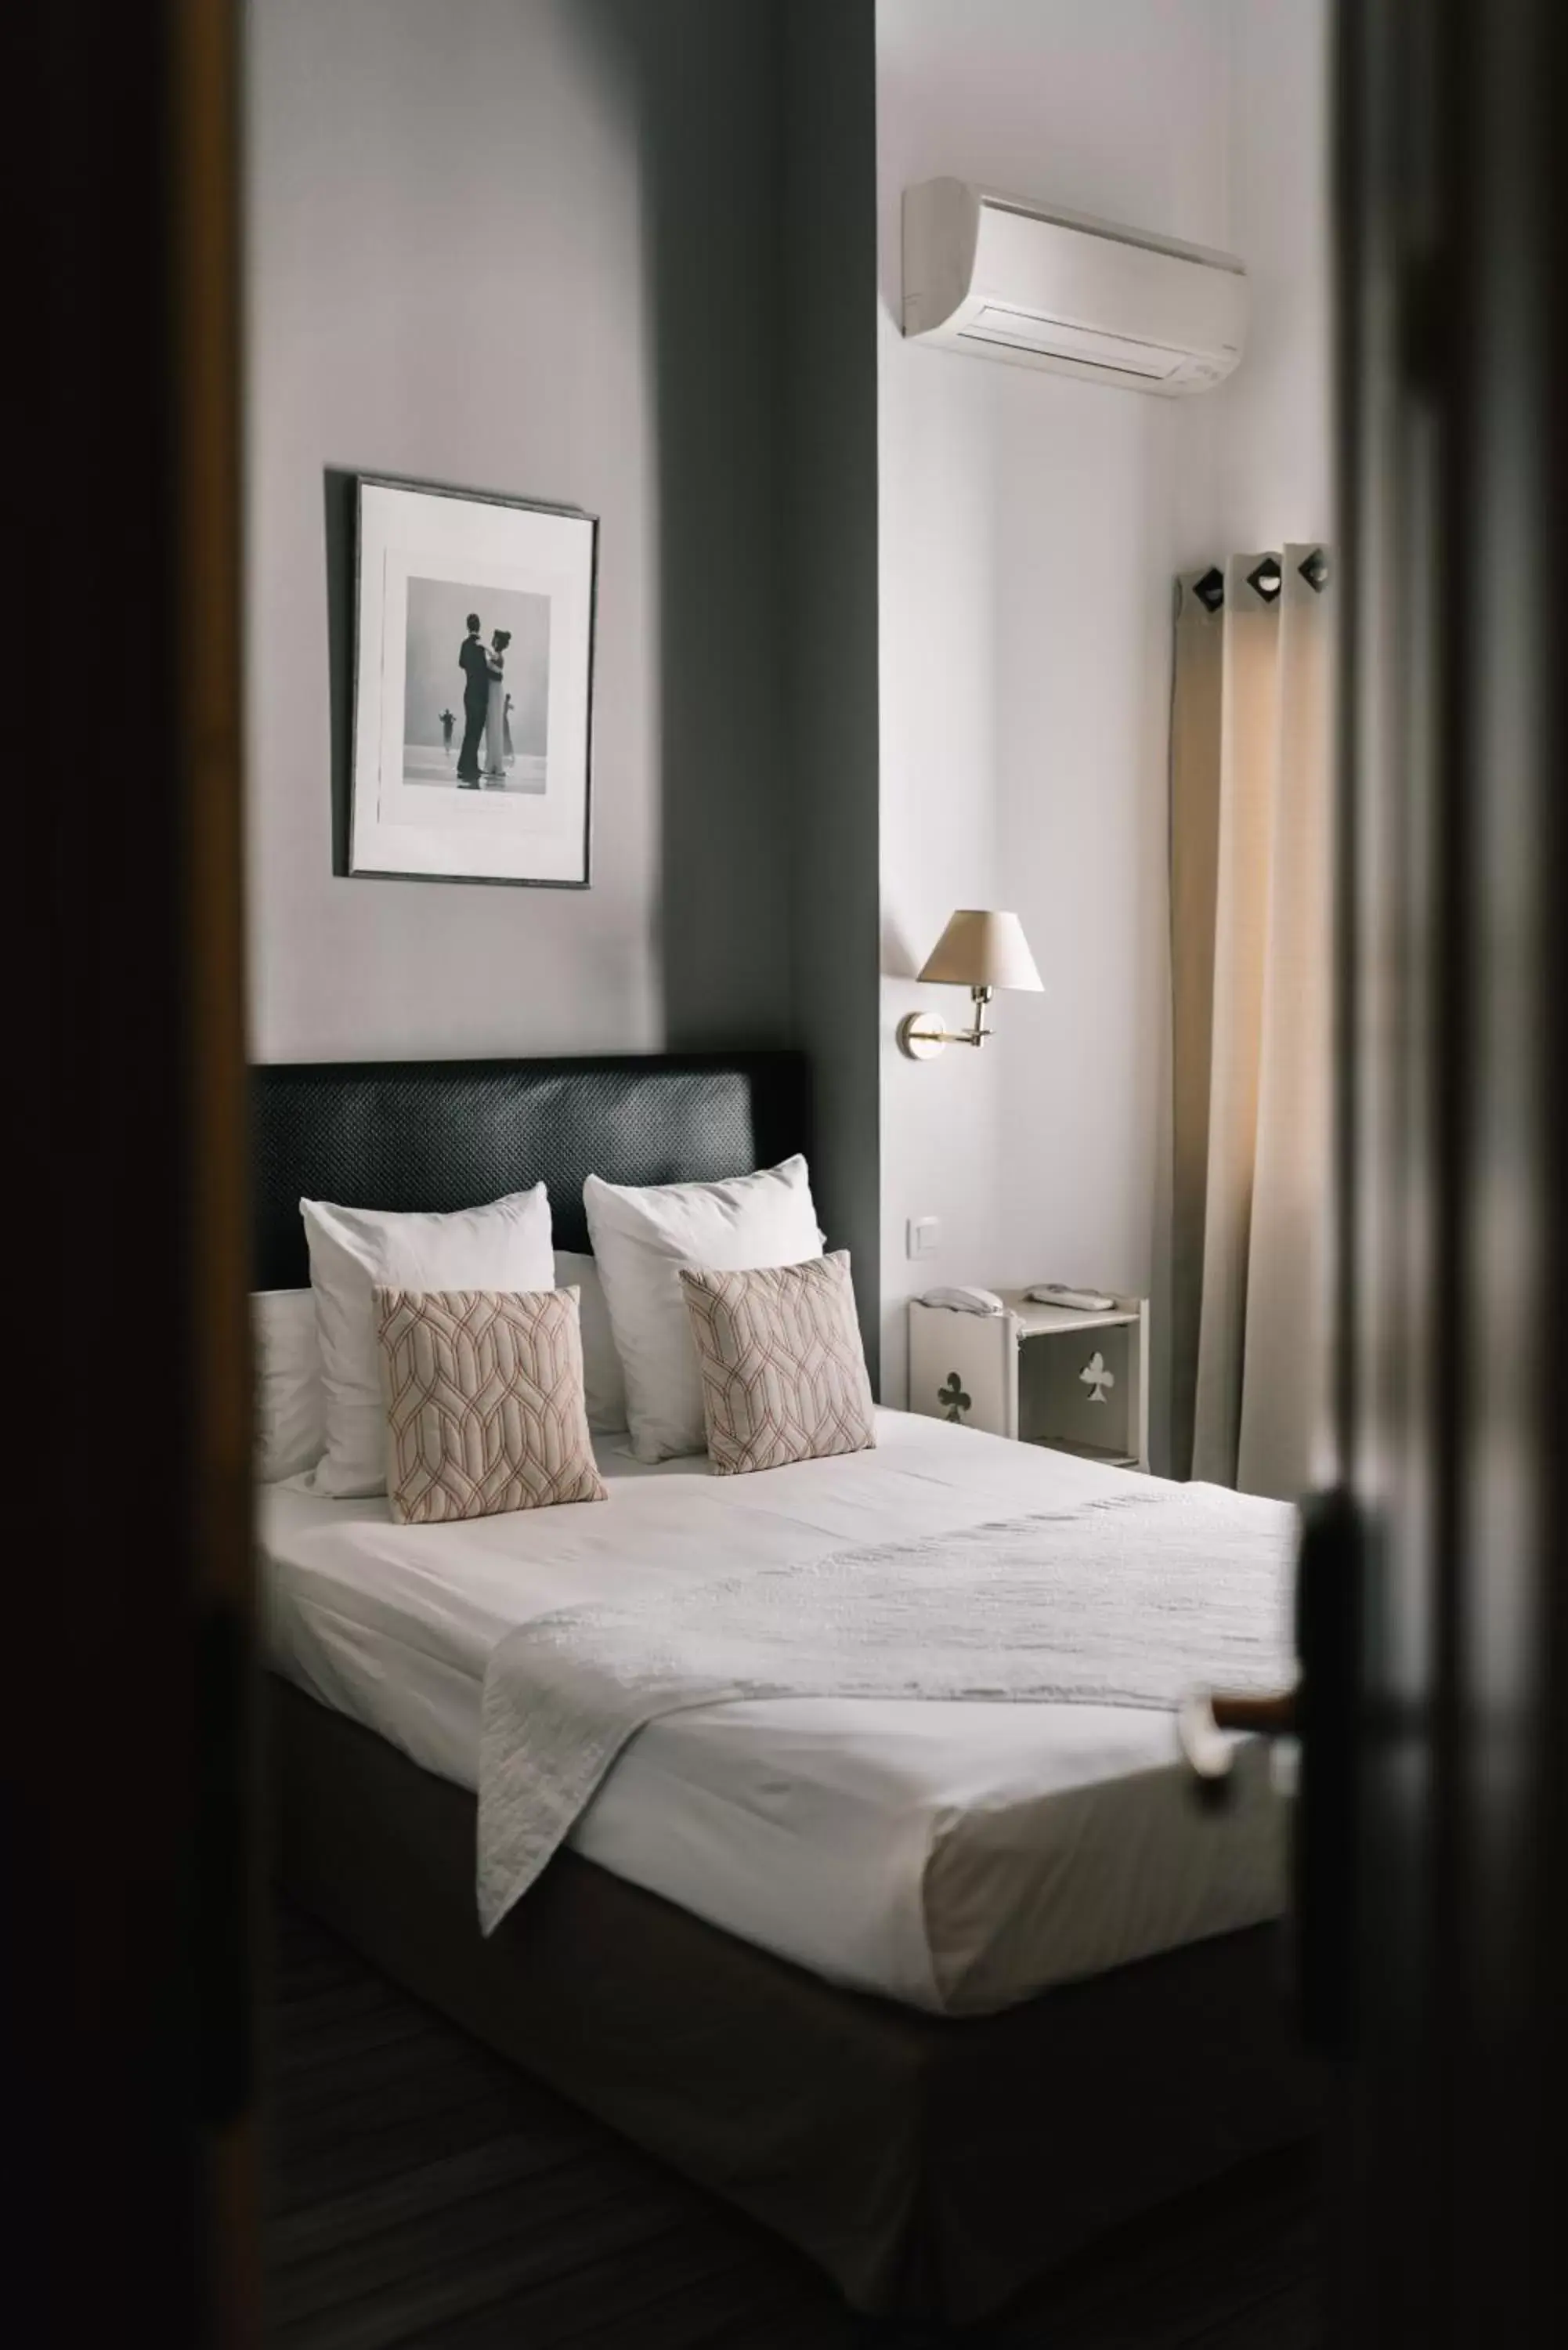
top-left (262, 1411), bottom-right (1287, 2016)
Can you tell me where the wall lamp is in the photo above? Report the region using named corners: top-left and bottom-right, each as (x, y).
top-left (896, 908), bottom-right (1043, 1059)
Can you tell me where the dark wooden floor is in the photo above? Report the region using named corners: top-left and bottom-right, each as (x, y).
top-left (265, 1902), bottom-right (1321, 2348)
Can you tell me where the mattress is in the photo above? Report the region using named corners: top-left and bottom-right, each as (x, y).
top-left (261, 1410), bottom-right (1288, 2016)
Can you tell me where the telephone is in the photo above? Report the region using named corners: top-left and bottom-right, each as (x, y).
top-left (1026, 1282), bottom-right (1117, 1311)
top-left (919, 1285), bottom-right (1006, 1316)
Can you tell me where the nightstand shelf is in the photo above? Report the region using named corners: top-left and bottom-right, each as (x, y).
top-left (909, 1289), bottom-right (1150, 1470)
top-left (1033, 1436), bottom-right (1141, 1470)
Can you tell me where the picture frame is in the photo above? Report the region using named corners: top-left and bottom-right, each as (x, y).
top-left (348, 474), bottom-right (597, 887)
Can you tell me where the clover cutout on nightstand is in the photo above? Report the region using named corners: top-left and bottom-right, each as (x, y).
top-left (1079, 1350), bottom-right (1115, 1405)
top-left (938, 1371), bottom-right (971, 1423)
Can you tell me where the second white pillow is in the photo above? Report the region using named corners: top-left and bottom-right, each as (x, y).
top-left (583, 1157), bottom-right (823, 1462)
top-left (553, 1251), bottom-right (627, 1434)
top-left (252, 1288), bottom-right (326, 1485)
top-left (302, 1184), bottom-right (555, 1497)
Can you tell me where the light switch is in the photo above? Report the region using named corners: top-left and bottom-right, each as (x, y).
top-left (907, 1216), bottom-right (941, 1261)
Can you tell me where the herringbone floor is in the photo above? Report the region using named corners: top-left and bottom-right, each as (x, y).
top-left (264, 1902), bottom-right (1321, 2348)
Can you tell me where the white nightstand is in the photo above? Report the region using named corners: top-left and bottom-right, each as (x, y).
top-left (908, 1291), bottom-right (1150, 1470)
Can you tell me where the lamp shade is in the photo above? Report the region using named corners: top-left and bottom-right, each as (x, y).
top-left (916, 908), bottom-right (1042, 992)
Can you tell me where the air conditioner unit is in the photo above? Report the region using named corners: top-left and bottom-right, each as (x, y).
top-left (902, 179), bottom-right (1246, 396)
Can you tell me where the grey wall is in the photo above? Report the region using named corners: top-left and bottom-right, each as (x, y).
top-left (781, 0), bottom-right (883, 1373)
top-left (246, 0), bottom-right (790, 1062)
top-left (245, 0), bottom-right (884, 1335)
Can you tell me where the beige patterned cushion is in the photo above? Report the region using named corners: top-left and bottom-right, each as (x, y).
top-left (678, 1252), bottom-right (876, 1475)
top-left (374, 1287), bottom-right (607, 1525)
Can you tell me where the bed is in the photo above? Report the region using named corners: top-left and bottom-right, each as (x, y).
top-left (258, 1051), bottom-right (1317, 2324)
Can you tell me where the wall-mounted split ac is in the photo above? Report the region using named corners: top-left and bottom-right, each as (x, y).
top-left (901, 179), bottom-right (1246, 396)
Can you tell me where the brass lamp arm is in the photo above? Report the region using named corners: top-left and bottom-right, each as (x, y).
top-left (897, 985), bottom-right (994, 1059)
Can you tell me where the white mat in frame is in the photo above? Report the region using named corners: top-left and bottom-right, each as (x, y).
top-left (349, 474), bottom-right (595, 885)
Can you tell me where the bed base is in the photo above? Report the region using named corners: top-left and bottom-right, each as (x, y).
top-left (269, 1677), bottom-right (1318, 2324)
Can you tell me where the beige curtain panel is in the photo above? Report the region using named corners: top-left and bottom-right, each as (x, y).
top-left (1169, 548), bottom-right (1333, 1499)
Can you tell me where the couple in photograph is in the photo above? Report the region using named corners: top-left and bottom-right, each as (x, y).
top-left (456, 613), bottom-right (514, 786)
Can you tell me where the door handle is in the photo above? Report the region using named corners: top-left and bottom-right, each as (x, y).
top-left (1178, 1684), bottom-right (1299, 1787)
top-left (1294, 1484), bottom-right (1364, 2055)
top-left (1178, 1486), bottom-right (1365, 2055)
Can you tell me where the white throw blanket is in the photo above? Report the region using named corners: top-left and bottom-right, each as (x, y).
top-left (478, 1483), bottom-right (1295, 1933)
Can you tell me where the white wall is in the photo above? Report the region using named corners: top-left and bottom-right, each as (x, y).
top-left (876, 0), bottom-right (1331, 1451)
top-left (245, 0), bottom-right (789, 1064)
top-left (1197, 0), bottom-right (1334, 558)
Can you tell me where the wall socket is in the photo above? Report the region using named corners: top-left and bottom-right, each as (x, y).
top-left (907, 1215), bottom-right (941, 1261)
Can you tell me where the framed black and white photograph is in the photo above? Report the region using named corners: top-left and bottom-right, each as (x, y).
top-left (349, 475), bottom-right (596, 885)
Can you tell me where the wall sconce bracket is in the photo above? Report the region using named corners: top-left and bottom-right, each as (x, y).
top-left (896, 986), bottom-right (995, 1059)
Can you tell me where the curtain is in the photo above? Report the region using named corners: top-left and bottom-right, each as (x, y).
top-left (1169, 546), bottom-right (1333, 1498)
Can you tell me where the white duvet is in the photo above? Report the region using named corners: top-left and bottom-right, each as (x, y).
top-left (262, 1410), bottom-right (1294, 2015)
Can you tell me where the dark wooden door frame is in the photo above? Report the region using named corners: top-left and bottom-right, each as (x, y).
top-left (1332, 2), bottom-right (1567, 2339)
top-left (11, 1), bottom-right (255, 2341)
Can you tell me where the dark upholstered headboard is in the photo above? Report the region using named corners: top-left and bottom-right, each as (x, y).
top-left (251, 1052), bottom-right (811, 1292)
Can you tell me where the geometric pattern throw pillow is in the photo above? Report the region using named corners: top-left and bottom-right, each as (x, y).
top-left (374, 1287), bottom-right (608, 1526)
top-left (677, 1252), bottom-right (876, 1476)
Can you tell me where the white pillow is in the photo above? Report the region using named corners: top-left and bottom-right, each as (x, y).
top-left (554, 1251), bottom-right (627, 1434)
top-left (302, 1185), bottom-right (555, 1497)
top-left (583, 1157), bottom-right (823, 1462)
top-left (252, 1289), bottom-right (326, 1484)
